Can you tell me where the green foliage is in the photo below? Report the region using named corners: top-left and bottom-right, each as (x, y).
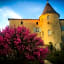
top-left (46, 42), bottom-right (64, 64)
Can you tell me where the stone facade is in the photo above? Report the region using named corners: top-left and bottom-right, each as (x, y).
top-left (8, 2), bottom-right (64, 49)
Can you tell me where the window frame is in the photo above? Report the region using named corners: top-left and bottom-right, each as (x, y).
top-left (48, 30), bottom-right (52, 35)
top-left (34, 27), bottom-right (40, 32)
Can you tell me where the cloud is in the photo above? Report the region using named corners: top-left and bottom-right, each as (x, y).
top-left (0, 7), bottom-right (22, 31)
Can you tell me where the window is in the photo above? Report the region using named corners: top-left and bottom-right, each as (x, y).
top-left (56, 21), bottom-right (58, 24)
top-left (34, 27), bottom-right (40, 32)
top-left (42, 31), bottom-right (44, 38)
top-left (48, 30), bottom-right (52, 35)
top-left (36, 22), bottom-right (38, 25)
top-left (47, 22), bottom-right (50, 24)
top-left (36, 28), bottom-right (39, 32)
top-left (21, 21), bottom-right (23, 24)
top-left (42, 31), bottom-right (44, 35)
top-left (47, 15), bottom-right (49, 20)
top-left (61, 36), bottom-right (64, 42)
top-left (61, 26), bottom-right (64, 31)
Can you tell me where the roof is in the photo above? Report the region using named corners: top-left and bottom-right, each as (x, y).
top-left (8, 18), bottom-right (39, 22)
top-left (59, 19), bottom-right (64, 21)
top-left (8, 18), bottom-right (38, 20)
top-left (42, 2), bottom-right (60, 16)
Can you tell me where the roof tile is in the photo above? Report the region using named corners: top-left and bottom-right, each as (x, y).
top-left (42, 3), bottom-right (60, 16)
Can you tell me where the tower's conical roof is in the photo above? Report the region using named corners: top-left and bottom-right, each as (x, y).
top-left (42, 2), bottom-right (60, 16)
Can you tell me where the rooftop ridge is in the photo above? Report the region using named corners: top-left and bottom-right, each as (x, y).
top-left (8, 18), bottom-right (39, 20)
top-left (59, 19), bottom-right (64, 20)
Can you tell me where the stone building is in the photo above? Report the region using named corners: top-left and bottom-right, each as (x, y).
top-left (8, 2), bottom-right (64, 49)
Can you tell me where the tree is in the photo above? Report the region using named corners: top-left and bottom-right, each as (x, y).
top-left (0, 26), bottom-right (48, 64)
top-left (46, 42), bottom-right (64, 64)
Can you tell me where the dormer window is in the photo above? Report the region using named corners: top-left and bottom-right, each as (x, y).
top-left (21, 21), bottom-right (23, 24)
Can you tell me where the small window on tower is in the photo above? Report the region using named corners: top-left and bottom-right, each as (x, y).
top-left (47, 22), bottom-right (50, 24)
top-left (21, 21), bottom-right (23, 24)
top-left (47, 15), bottom-right (49, 20)
top-left (48, 30), bottom-right (52, 35)
top-left (42, 31), bottom-right (44, 37)
top-left (56, 21), bottom-right (58, 24)
top-left (36, 22), bottom-right (38, 25)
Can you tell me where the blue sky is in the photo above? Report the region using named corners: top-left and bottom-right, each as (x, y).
top-left (0, 0), bottom-right (64, 30)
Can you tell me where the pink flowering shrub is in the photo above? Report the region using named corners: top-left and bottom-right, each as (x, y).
top-left (0, 26), bottom-right (48, 64)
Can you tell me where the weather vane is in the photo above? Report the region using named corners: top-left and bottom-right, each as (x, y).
top-left (47, 0), bottom-right (49, 3)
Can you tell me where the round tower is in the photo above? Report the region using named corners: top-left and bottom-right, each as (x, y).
top-left (39, 2), bottom-right (62, 50)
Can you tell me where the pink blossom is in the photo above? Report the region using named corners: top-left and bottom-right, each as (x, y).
top-left (16, 34), bottom-right (20, 38)
top-left (17, 38), bottom-right (21, 43)
top-left (0, 26), bottom-right (48, 63)
top-left (33, 51), bottom-right (40, 57)
top-left (13, 38), bottom-right (16, 40)
top-left (10, 28), bottom-right (15, 35)
top-left (5, 33), bottom-right (11, 38)
top-left (0, 35), bottom-right (3, 40)
top-left (25, 53), bottom-right (34, 60)
top-left (14, 41), bottom-right (19, 45)
top-left (40, 60), bottom-right (44, 64)
top-left (26, 47), bottom-right (31, 51)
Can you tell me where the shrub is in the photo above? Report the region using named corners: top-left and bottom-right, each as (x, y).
top-left (46, 43), bottom-right (64, 64)
top-left (0, 26), bottom-right (48, 64)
